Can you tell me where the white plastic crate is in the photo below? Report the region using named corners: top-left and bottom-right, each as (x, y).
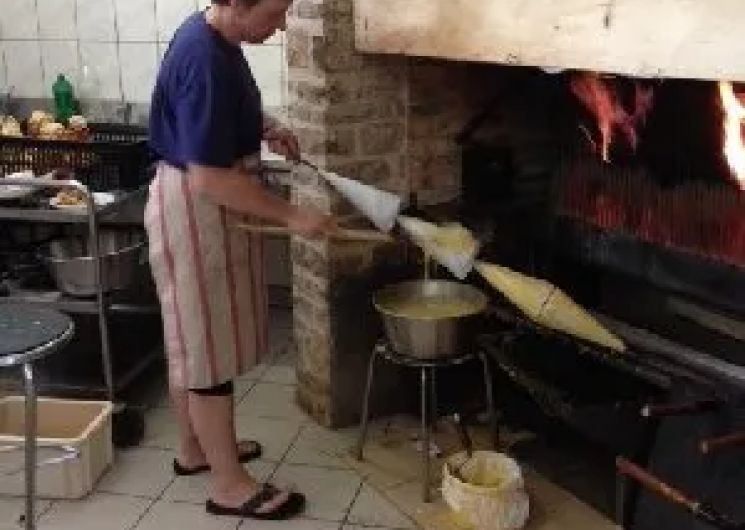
top-left (0, 397), bottom-right (113, 499)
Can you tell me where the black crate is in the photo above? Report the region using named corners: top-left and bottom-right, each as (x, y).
top-left (0, 123), bottom-right (151, 191)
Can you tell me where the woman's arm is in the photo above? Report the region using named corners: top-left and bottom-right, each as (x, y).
top-left (188, 163), bottom-right (334, 237)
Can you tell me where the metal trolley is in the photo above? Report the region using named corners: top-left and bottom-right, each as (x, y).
top-left (0, 176), bottom-right (160, 443)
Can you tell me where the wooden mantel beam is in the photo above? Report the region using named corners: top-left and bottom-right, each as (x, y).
top-left (354, 0), bottom-right (745, 82)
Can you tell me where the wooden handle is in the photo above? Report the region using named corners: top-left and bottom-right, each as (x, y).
top-left (641, 399), bottom-right (719, 418)
top-left (235, 223), bottom-right (394, 243)
top-left (700, 432), bottom-right (745, 455)
top-left (616, 457), bottom-right (696, 510)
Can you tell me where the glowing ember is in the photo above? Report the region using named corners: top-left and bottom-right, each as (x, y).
top-left (570, 73), bottom-right (654, 163)
top-left (718, 81), bottom-right (745, 190)
top-left (559, 161), bottom-right (745, 267)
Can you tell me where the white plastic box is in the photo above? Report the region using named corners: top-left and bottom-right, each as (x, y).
top-left (0, 397), bottom-right (113, 499)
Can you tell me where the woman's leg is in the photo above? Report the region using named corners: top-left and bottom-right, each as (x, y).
top-left (170, 383), bottom-right (206, 467)
top-left (188, 392), bottom-right (262, 506)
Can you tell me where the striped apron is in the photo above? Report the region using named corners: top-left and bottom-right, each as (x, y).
top-left (144, 161), bottom-right (269, 390)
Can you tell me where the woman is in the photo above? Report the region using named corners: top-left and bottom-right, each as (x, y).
top-left (145, 0), bottom-right (334, 520)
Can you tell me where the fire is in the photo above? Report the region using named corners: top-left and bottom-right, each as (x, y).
top-left (570, 72), bottom-right (654, 163)
top-left (718, 81), bottom-right (745, 190)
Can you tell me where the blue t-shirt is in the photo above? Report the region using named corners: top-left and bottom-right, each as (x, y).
top-left (149, 12), bottom-right (263, 170)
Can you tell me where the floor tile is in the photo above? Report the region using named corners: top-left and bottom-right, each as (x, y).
top-left (37, 493), bottom-right (150, 530)
top-left (237, 383), bottom-right (308, 423)
top-left (343, 526), bottom-right (400, 530)
top-left (97, 448), bottom-right (174, 498)
top-left (261, 365), bottom-right (296, 385)
top-left (373, 479), bottom-right (458, 530)
top-left (347, 485), bottom-right (415, 529)
top-left (271, 464), bottom-right (362, 522)
top-left (134, 500), bottom-right (238, 530)
top-left (0, 496), bottom-right (51, 527)
top-left (235, 377), bottom-right (258, 401)
top-left (240, 363), bottom-right (271, 382)
top-left (162, 460), bottom-right (276, 505)
top-left (271, 350), bottom-right (298, 368)
top-left (234, 416), bottom-right (303, 462)
top-left (240, 519), bottom-right (340, 530)
top-left (141, 408), bottom-right (181, 450)
top-left (284, 425), bottom-right (355, 469)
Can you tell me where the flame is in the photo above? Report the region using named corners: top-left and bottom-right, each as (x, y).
top-left (571, 73), bottom-right (615, 162)
top-left (570, 73), bottom-right (654, 163)
top-left (718, 81), bottom-right (745, 190)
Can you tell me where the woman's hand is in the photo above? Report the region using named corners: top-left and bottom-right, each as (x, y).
top-left (264, 126), bottom-right (301, 161)
top-left (288, 207), bottom-right (338, 239)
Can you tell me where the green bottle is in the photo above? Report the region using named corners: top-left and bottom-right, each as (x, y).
top-left (52, 74), bottom-right (76, 125)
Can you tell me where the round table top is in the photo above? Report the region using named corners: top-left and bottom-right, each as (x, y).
top-left (0, 304), bottom-right (73, 363)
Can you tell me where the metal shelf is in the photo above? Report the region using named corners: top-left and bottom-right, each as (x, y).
top-left (0, 286), bottom-right (159, 315)
top-left (0, 187), bottom-right (146, 224)
top-left (0, 177), bottom-right (158, 408)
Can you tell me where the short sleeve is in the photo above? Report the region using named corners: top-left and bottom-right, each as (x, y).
top-left (175, 54), bottom-right (237, 168)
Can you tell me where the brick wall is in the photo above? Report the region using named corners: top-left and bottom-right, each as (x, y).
top-left (286, 0), bottom-right (481, 426)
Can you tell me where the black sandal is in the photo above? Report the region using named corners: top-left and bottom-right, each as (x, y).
top-left (206, 483), bottom-right (306, 520)
top-left (173, 440), bottom-right (263, 476)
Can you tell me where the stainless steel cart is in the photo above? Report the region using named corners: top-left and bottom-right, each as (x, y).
top-left (0, 177), bottom-right (160, 432)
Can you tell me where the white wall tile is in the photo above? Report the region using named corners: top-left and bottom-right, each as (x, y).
top-left (157, 41), bottom-right (170, 65)
top-left (156, 0), bottom-right (196, 42)
top-left (41, 40), bottom-right (81, 93)
top-left (243, 44), bottom-right (284, 108)
top-left (0, 0), bottom-right (39, 40)
top-left (0, 45), bottom-right (7, 94)
top-left (77, 0), bottom-right (117, 41)
top-left (1, 1), bottom-right (288, 109)
top-left (4, 41), bottom-right (45, 99)
top-left (79, 41), bottom-right (121, 100)
top-left (119, 42), bottom-right (157, 103)
top-left (37, 0), bottom-right (77, 40)
top-left (115, 0), bottom-right (157, 42)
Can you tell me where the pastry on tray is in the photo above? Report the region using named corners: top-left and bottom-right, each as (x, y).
top-left (28, 110), bottom-right (54, 137)
top-left (39, 122), bottom-right (69, 140)
top-left (0, 116), bottom-right (22, 137)
top-left (54, 188), bottom-right (87, 206)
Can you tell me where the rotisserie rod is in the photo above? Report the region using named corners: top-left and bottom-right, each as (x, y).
top-left (616, 457), bottom-right (745, 529)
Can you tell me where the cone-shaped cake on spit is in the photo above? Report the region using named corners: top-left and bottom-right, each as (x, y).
top-left (397, 216), bottom-right (480, 280)
top-left (475, 261), bottom-right (626, 353)
top-left (320, 170), bottom-right (402, 233)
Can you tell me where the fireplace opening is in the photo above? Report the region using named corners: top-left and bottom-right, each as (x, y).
top-left (435, 65), bottom-right (745, 526)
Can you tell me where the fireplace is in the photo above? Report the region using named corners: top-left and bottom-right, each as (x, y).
top-left (285, 1), bottom-right (745, 526)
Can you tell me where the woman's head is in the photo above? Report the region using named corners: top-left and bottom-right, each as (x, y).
top-left (210, 0), bottom-right (291, 44)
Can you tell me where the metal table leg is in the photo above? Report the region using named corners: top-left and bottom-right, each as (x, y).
top-left (430, 369), bottom-right (438, 432)
top-left (356, 346), bottom-right (380, 461)
top-left (479, 352), bottom-right (500, 449)
top-left (86, 198), bottom-right (115, 404)
top-left (23, 363), bottom-right (36, 530)
top-left (421, 367), bottom-right (431, 503)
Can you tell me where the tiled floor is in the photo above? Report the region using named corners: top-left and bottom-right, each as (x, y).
top-left (0, 307), bottom-right (617, 530)
top-left (0, 310), bottom-right (416, 530)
